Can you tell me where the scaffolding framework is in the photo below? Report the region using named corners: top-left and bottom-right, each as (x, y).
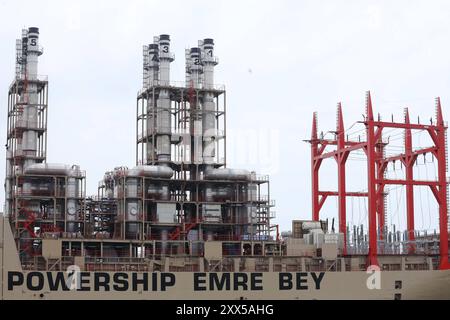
top-left (308, 91), bottom-right (449, 270)
top-left (6, 77), bottom-right (48, 166)
top-left (136, 83), bottom-right (227, 169)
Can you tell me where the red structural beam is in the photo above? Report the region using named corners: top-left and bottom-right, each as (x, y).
top-left (434, 98), bottom-right (449, 270)
top-left (378, 179), bottom-right (440, 186)
top-left (360, 121), bottom-right (439, 131)
top-left (336, 103), bottom-right (349, 255)
top-left (365, 91), bottom-right (379, 267)
top-left (404, 109), bottom-right (415, 252)
top-left (313, 142), bottom-right (366, 161)
top-left (381, 146), bottom-right (437, 165)
top-left (309, 91), bottom-right (449, 270)
top-left (316, 139), bottom-right (362, 147)
top-left (318, 191), bottom-right (368, 197)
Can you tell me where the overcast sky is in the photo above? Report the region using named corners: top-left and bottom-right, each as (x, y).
top-left (1, 0), bottom-right (449, 234)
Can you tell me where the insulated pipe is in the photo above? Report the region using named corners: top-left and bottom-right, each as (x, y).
top-left (185, 49), bottom-right (191, 84)
top-left (201, 38), bottom-right (216, 90)
top-left (187, 47), bottom-right (204, 164)
top-left (23, 163), bottom-right (82, 176)
top-left (26, 27), bottom-right (39, 78)
top-left (156, 35), bottom-right (173, 163)
top-left (202, 92), bottom-right (216, 164)
top-left (158, 35), bottom-right (172, 86)
top-left (147, 43), bottom-right (159, 86)
top-left (189, 47), bottom-right (202, 89)
top-left (23, 27), bottom-right (42, 168)
top-left (5, 150), bottom-right (12, 204)
top-left (200, 39), bottom-right (218, 165)
top-left (144, 43), bottom-right (160, 162)
top-left (143, 43), bottom-right (159, 89)
top-left (142, 45), bottom-right (149, 88)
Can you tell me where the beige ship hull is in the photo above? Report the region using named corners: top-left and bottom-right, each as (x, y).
top-left (2, 217), bottom-right (450, 300)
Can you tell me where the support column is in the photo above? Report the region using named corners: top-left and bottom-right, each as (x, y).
top-left (311, 113), bottom-right (321, 221)
top-left (436, 99), bottom-right (449, 270)
top-left (404, 109), bottom-right (416, 253)
top-left (336, 104), bottom-right (349, 255)
top-left (365, 92), bottom-right (379, 267)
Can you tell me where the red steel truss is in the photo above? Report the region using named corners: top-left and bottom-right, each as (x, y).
top-left (308, 91), bottom-right (449, 270)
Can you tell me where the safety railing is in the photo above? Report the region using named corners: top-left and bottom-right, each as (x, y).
top-left (259, 195), bottom-right (276, 206)
top-left (138, 81), bottom-right (225, 95)
top-left (15, 189), bottom-right (85, 198)
top-left (249, 174), bottom-right (269, 182)
top-left (9, 120), bottom-right (46, 132)
top-left (15, 74), bottom-right (48, 82)
top-left (137, 128), bottom-right (225, 140)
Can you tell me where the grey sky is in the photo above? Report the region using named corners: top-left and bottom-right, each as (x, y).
top-left (1, 0), bottom-right (449, 233)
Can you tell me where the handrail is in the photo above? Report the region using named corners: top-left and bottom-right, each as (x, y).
top-left (138, 81), bottom-right (225, 95)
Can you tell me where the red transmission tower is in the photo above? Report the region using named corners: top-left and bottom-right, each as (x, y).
top-left (308, 91), bottom-right (449, 270)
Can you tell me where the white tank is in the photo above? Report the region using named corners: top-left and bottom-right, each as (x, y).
top-left (128, 165), bottom-right (173, 178)
top-left (24, 163), bottom-right (81, 176)
top-left (204, 168), bottom-right (250, 181)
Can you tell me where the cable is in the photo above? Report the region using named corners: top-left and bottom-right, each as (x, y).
top-left (391, 167), bottom-right (404, 231)
top-left (362, 197), bottom-right (368, 225)
top-left (426, 159), bottom-right (433, 230)
top-left (357, 197), bottom-right (362, 226)
top-left (417, 162), bottom-right (424, 231)
top-left (351, 196), bottom-right (354, 227)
